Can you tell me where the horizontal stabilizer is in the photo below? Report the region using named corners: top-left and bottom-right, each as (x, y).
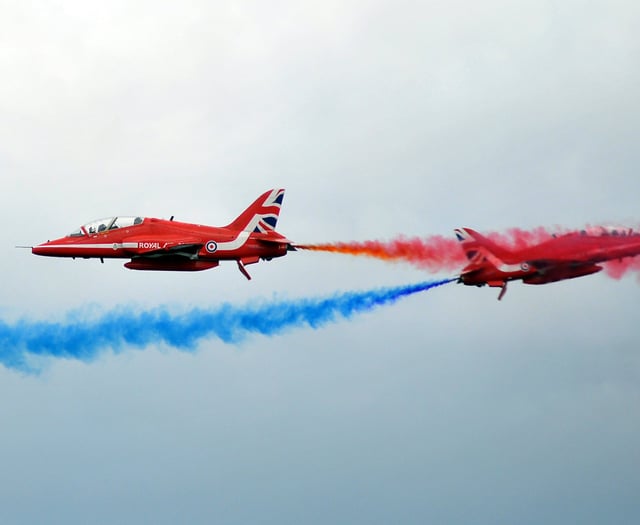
top-left (252, 231), bottom-right (293, 245)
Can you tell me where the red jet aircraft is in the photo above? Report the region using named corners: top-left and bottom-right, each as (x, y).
top-left (455, 226), bottom-right (640, 300)
top-left (31, 189), bottom-right (294, 279)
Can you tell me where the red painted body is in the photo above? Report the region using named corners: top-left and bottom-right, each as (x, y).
top-left (32, 189), bottom-right (294, 279)
top-left (455, 226), bottom-right (640, 299)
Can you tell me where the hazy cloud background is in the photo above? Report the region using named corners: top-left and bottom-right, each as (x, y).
top-left (1, 1), bottom-right (640, 523)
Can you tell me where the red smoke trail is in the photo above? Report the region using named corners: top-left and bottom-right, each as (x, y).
top-left (484, 227), bottom-right (565, 250)
top-left (296, 235), bottom-right (467, 271)
top-left (296, 226), bottom-right (573, 272)
top-left (603, 258), bottom-right (640, 279)
top-left (298, 225), bottom-right (640, 280)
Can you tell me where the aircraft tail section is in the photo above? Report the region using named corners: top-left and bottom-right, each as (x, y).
top-left (455, 227), bottom-right (515, 300)
top-left (226, 189), bottom-right (285, 233)
top-left (454, 227), bottom-right (515, 265)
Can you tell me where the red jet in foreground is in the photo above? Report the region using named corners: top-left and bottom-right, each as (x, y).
top-left (31, 189), bottom-right (294, 279)
top-left (455, 226), bottom-right (640, 300)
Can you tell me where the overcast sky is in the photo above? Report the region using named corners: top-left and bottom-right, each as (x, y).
top-left (1, 1), bottom-right (640, 523)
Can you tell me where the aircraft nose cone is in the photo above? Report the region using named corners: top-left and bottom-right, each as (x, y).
top-left (32, 242), bottom-right (52, 256)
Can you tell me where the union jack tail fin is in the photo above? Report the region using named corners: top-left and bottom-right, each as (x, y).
top-left (226, 189), bottom-right (285, 233)
top-left (454, 227), bottom-right (514, 267)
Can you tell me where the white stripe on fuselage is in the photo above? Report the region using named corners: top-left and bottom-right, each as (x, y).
top-left (473, 249), bottom-right (523, 273)
top-left (214, 208), bottom-right (276, 252)
top-left (37, 243), bottom-right (139, 250)
top-left (215, 231), bottom-right (252, 252)
top-left (39, 233), bottom-right (255, 253)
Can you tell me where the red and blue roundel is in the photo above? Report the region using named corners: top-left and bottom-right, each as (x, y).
top-left (206, 241), bottom-right (218, 253)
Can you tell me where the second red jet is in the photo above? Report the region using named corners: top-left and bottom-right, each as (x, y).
top-left (32, 189), bottom-right (294, 279)
top-left (455, 226), bottom-right (640, 299)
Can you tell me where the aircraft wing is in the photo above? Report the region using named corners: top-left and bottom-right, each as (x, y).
top-left (525, 257), bottom-right (598, 269)
top-left (523, 239), bottom-right (640, 266)
top-left (521, 259), bottom-right (603, 284)
top-left (121, 236), bottom-right (203, 257)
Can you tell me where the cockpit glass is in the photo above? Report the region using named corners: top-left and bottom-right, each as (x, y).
top-left (582, 226), bottom-right (632, 237)
top-left (67, 216), bottom-right (144, 236)
top-left (112, 216), bottom-right (144, 229)
top-left (84, 217), bottom-right (114, 234)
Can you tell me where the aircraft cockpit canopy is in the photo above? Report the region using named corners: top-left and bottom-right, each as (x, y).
top-left (579, 226), bottom-right (635, 237)
top-left (68, 216), bottom-right (144, 236)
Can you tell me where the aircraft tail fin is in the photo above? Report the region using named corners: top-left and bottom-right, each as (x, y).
top-left (455, 228), bottom-right (520, 301)
top-left (226, 189), bottom-right (285, 233)
top-left (454, 228), bottom-right (515, 266)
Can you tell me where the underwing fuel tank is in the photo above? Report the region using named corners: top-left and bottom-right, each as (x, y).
top-left (124, 259), bottom-right (219, 271)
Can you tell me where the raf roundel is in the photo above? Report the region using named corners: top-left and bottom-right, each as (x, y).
top-left (206, 240), bottom-right (218, 253)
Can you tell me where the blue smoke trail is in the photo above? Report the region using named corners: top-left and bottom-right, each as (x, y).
top-left (0, 278), bottom-right (454, 371)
